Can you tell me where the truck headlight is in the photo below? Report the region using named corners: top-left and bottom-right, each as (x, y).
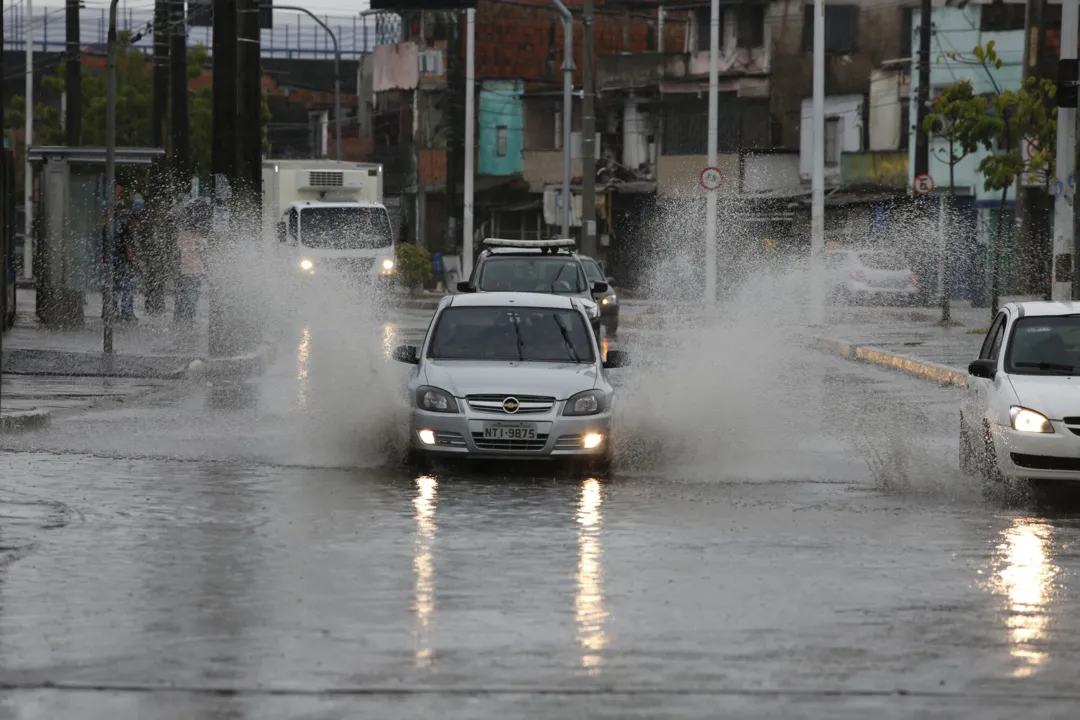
top-left (299, 258), bottom-right (314, 272)
top-left (382, 258), bottom-right (395, 273)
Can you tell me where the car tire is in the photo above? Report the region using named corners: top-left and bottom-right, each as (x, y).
top-left (605, 318), bottom-right (619, 336)
top-left (979, 422), bottom-right (1003, 486)
top-left (404, 447), bottom-right (429, 474)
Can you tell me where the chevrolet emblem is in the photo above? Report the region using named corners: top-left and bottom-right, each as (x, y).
top-left (503, 397), bottom-right (520, 413)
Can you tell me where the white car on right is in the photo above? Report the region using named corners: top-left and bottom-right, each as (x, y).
top-left (961, 301), bottom-right (1080, 484)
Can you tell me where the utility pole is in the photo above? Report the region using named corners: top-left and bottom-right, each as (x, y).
top-left (445, 14), bottom-right (463, 254)
top-left (104, 0), bottom-right (119, 355)
top-left (582, 0), bottom-right (597, 254)
top-left (152, 0), bottom-right (169, 150)
top-left (463, 8), bottom-right (475, 278)
top-left (23, 0), bottom-right (33, 281)
top-left (810, 0), bottom-right (825, 324)
top-left (278, 7), bottom-right (342, 161)
top-left (914, 0), bottom-right (931, 183)
top-left (1018, 0), bottom-right (1048, 294)
top-left (238, 0), bottom-right (262, 194)
top-left (704, 0), bottom-right (718, 307)
top-left (169, 0), bottom-right (190, 191)
top-left (65, 0), bottom-right (81, 146)
top-left (550, 0), bottom-right (573, 239)
top-left (1054, 0), bottom-right (1077, 301)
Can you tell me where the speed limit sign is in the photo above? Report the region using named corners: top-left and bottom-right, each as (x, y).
top-left (913, 173), bottom-right (935, 195)
top-left (699, 167), bottom-right (723, 191)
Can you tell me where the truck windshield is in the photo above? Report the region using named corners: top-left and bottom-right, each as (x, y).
top-left (299, 207), bottom-right (393, 249)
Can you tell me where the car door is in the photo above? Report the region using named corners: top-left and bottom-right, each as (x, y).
top-left (964, 310), bottom-right (1008, 430)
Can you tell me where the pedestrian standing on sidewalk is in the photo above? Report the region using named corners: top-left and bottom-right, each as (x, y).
top-left (175, 202), bottom-right (208, 330)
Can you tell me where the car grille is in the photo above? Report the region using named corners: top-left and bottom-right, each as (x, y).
top-left (1011, 453), bottom-right (1080, 472)
top-left (472, 433), bottom-right (549, 451)
top-left (466, 394), bottom-right (556, 415)
top-left (433, 431), bottom-right (466, 448)
top-left (329, 257), bottom-right (376, 274)
top-left (554, 434), bottom-right (586, 449)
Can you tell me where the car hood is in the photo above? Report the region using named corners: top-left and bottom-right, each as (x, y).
top-left (1008, 375), bottom-right (1080, 420)
top-left (423, 360), bottom-right (599, 399)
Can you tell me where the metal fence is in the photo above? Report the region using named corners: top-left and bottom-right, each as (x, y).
top-left (3, 4), bottom-right (402, 59)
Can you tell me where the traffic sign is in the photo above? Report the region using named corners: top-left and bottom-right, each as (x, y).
top-left (1027, 137), bottom-right (1040, 157)
top-left (1054, 180), bottom-right (1065, 197)
top-left (699, 167), bottom-right (723, 191)
top-left (913, 173), bottom-right (935, 195)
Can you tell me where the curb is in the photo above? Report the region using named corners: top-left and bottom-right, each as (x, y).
top-left (807, 336), bottom-right (968, 387)
top-left (0, 409), bottom-right (52, 433)
top-left (195, 343), bottom-right (278, 380)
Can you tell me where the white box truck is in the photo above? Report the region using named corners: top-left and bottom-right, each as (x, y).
top-left (262, 159), bottom-right (396, 283)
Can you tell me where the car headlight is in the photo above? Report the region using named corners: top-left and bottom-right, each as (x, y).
top-left (583, 302), bottom-right (599, 318)
top-left (382, 258), bottom-right (395, 273)
top-left (601, 294), bottom-right (617, 305)
top-left (563, 389), bottom-right (608, 416)
top-left (416, 385), bottom-right (459, 413)
top-left (299, 258), bottom-right (314, 271)
top-left (1010, 406), bottom-right (1054, 434)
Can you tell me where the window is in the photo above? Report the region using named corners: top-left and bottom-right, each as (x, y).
top-left (496, 125), bottom-right (508, 157)
top-left (427, 306), bottom-right (596, 363)
top-left (737, 5), bottom-right (765, 48)
top-left (695, 5), bottom-right (721, 52)
top-left (900, 8), bottom-right (913, 59)
top-left (477, 256), bottom-right (587, 294)
top-left (1006, 316), bottom-right (1080, 375)
top-left (298, 206), bottom-right (393, 249)
top-left (825, 117), bottom-right (841, 167)
top-left (802, 4), bottom-right (858, 54)
top-left (980, 4), bottom-right (1026, 33)
top-left (980, 312), bottom-right (1007, 361)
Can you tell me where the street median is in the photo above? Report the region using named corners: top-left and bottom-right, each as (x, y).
top-left (807, 336), bottom-right (968, 387)
top-left (0, 409), bottom-right (52, 433)
top-left (193, 343), bottom-right (278, 381)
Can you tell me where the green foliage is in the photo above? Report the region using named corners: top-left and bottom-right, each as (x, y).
top-left (5, 34), bottom-right (269, 179)
top-left (922, 80), bottom-right (989, 177)
top-left (396, 243), bottom-right (433, 288)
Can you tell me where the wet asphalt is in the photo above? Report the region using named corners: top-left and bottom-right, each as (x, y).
top-left (2, 307), bottom-right (1080, 718)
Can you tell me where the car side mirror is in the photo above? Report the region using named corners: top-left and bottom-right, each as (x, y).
top-left (456, 280), bottom-right (475, 293)
top-left (276, 222), bottom-right (286, 243)
top-left (968, 358), bottom-right (996, 379)
top-left (591, 281), bottom-right (609, 294)
top-left (392, 345), bottom-right (419, 365)
top-left (603, 349), bottom-right (630, 369)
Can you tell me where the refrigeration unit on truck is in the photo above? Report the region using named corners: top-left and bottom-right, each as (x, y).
top-left (262, 160), bottom-right (396, 283)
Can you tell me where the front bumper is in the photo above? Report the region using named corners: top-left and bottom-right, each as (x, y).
top-left (409, 406), bottom-right (612, 459)
top-left (995, 421), bottom-right (1080, 480)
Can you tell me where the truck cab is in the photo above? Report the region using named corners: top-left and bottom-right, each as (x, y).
top-left (263, 160), bottom-right (396, 284)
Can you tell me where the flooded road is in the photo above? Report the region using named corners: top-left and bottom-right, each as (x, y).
top-left (3, 310), bottom-right (1080, 718)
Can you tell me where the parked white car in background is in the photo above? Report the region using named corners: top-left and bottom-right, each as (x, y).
top-left (961, 301), bottom-right (1080, 484)
top-left (823, 248), bottom-right (918, 306)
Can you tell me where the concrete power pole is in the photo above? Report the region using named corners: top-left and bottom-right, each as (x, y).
top-left (152, 0), bottom-right (170, 150)
top-left (582, 0), bottom-right (597, 255)
top-left (23, 0), bottom-right (32, 281)
top-left (65, 0), bottom-right (81, 146)
top-left (914, 0), bottom-right (931, 183)
top-left (170, 0), bottom-right (190, 192)
top-left (1054, 0), bottom-right (1077, 301)
top-left (809, 0), bottom-right (825, 324)
top-left (1019, 0), bottom-right (1048, 294)
top-left (238, 0), bottom-right (262, 197)
top-left (209, 0), bottom-right (240, 358)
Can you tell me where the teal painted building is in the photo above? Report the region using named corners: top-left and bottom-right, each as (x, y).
top-left (478, 80), bottom-right (524, 177)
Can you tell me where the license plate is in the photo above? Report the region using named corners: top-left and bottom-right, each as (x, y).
top-left (483, 422), bottom-right (538, 440)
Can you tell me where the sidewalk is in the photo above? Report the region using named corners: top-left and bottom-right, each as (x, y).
top-left (808, 301), bottom-right (1016, 387)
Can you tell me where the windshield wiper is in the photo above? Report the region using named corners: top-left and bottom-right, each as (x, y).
top-left (1014, 361), bottom-right (1078, 373)
top-left (510, 318), bottom-right (525, 361)
top-left (552, 314), bottom-right (580, 362)
top-left (549, 263), bottom-right (569, 293)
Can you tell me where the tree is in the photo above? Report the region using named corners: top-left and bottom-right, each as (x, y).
top-left (941, 42), bottom-right (1057, 320)
top-left (923, 79), bottom-right (990, 323)
top-left (5, 33), bottom-right (269, 182)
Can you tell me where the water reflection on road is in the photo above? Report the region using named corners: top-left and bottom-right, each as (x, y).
top-left (576, 477), bottom-right (607, 674)
top-left (413, 475), bottom-right (438, 667)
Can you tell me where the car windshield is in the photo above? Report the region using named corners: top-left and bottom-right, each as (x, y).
top-left (477, 257), bottom-right (588, 294)
top-left (427, 306), bottom-right (595, 363)
top-left (857, 252), bottom-right (908, 271)
top-left (299, 206), bottom-right (393, 249)
top-left (581, 258), bottom-right (604, 283)
top-left (1006, 316), bottom-right (1080, 374)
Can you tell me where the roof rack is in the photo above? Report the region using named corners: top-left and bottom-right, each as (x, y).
top-left (483, 238), bottom-right (576, 249)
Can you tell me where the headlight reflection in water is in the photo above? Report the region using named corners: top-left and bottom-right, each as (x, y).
top-left (576, 478), bottom-right (608, 673)
top-left (413, 475), bottom-right (438, 667)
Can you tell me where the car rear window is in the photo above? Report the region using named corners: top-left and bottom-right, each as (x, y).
top-left (477, 257), bottom-right (587, 294)
top-left (857, 252), bottom-right (908, 271)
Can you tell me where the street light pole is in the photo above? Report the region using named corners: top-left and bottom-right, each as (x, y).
top-left (1054, 0), bottom-right (1078, 301)
top-left (104, 0), bottom-right (120, 355)
top-left (810, 0), bottom-right (825, 325)
top-left (279, 7), bottom-right (342, 160)
top-left (23, 0), bottom-right (33, 280)
top-left (463, 8), bottom-right (475, 278)
top-left (703, 0), bottom-right (718, 306)
top-left (551, 0), bottom-right (574, 238)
